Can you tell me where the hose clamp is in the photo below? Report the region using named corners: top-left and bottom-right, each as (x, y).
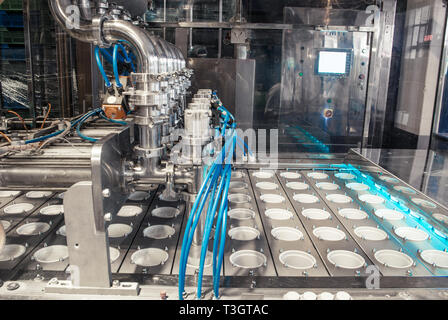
top-left (92, 14), bottom-right (111, 48)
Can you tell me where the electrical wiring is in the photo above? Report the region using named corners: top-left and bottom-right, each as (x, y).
top-left (40, 103), bottom-right (52, 129)
top-left (24, 107), bottom-right (127, 146)
top-left (35, 120), bottom-right (72, 152)
top-left (60, 137), bottom-right (89, 154)
top-left (0, 131), bottom-right (12, 144)
top-left (7, 110), bottom-right (28, 131)
top-left (76, 109), bottom-right (103, 142)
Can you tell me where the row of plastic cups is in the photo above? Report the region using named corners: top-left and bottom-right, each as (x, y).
top-left (283, 291), bottom-right (352, 300)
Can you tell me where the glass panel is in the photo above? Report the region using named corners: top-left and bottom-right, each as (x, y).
top-left (278, 7), bottom-right (373, 154)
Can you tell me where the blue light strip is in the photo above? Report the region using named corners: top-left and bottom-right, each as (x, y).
top-left (341, 163), bottom-right (448, 252)
top-left (285, 126), bottom-right (330, 154)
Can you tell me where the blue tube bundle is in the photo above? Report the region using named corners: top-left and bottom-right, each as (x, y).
top-left (95, 43), bottom-right (136, 89)
top-left (178, 99), bottom-right (237, 300)
top-left (25, 108), bottom-right (127, 145)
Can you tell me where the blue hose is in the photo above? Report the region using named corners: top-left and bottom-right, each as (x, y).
top-left (213, 135), bottom-right (235, 297)
top-left (100, 113), bottom-right (127, 125)
top-left (214, 197), bottom-right (229, 297)
top-left (113, 44), bottom-right (135, 88)
top-left (180, 136), bottom-right (234, 266)
top-left (178, 165), bottom-right (220, 299)
top-left (100, 47), bottom-right (125, 64)
top-left (197, 152), bottom-right (233, 298)
top-left (213, 186), bottom-right (228, 299)
top-left (236, 135), bottom-right (254, 156)
top-left (25, 109), bottom-right (100, 144)
top-left (178, 95), bottom-right (237, 300)
top-left (94, 47), bottom-right (112, 88)
top-left (25, 129), bottom-right (64, 144)
top-left (178, 135), bottom-right (236, 299)
top-left (76, 109), bottom-right (102, 142)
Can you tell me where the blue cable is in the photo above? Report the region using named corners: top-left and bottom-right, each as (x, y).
top-left (25, 129), bottom-right (64, 144)
top-left (178, 165), bottom-right (220, 299)
top-left (196, 126), bottom-right (236, 298)
top-left (113, 44), bottom-right (135, 88)
top-left (99, 113), bottom-right (127, 125)
top-left (100, 47), bottom-right (125, 64)
top-left (214, 182), bottom-right (229, 297)
top-left (180, 137), bottom-right (234, 262)
top-left (236, 135), bottom-right (254, 156)
top-left (76, 109), bottom-right (102, 142)
top-left (178, 94), bottom-right (237, 299)
top-left (198, 141), bottom-right (234, 298)
top-left (178, 135), bottom-right (236, 299)
top-left (25, 109), bottom-right (100, 144)
top-left (94, 47), bottom-right (112, 88)
top-left (213, 129), bottom-right (236, 297)
top-left (100, 48), bottom-right (131, 76)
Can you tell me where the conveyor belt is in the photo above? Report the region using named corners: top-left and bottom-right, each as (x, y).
top-left (1, 166), bottom-right (448, 291)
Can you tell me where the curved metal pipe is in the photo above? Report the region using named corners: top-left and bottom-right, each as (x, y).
top-left (168, 43), bottom-right (182, 71)
top-left (147, 33), bottom-right (168, 74)
top-left (103, 20), bottom-right (159, 74)
top-left (49, 0), bottom-right (159, 74)
top-left (79, 0), bottom-right (92, 20)
top-left (170, 44), bottom-right (186, 69)
top-left (49, 0), bottom-right (97, 43)
top-left (155, 36), bottom-right (175, 73)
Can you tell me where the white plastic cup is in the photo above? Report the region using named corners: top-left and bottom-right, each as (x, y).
top-left (317, 292), bottom-right (334, 300)
top-left (283, 291), bottom-right (301, 300)
top-left (301, 291), bottom-right (317, 300)
top-left (335, 291), bottom-right (352, 300)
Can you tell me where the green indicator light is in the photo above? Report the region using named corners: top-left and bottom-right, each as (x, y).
top-left (299, 72), bottom-right (303, 77)
top-left (327, 99), bottom-right (332, 103)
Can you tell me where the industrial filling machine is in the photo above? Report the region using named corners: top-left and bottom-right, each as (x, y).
top-left (0, 0), bottom-right (447, 301)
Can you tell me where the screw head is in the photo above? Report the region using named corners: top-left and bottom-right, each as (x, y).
top-left (6, 282), bottom-right (20, 291)
top-left (102, 189), bottom-right (111, 198)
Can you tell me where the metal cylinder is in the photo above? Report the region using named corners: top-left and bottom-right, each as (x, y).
top-left (0, 166), bottom-right (91, 188)
top-left (138, 122), bottom-right (162, 150)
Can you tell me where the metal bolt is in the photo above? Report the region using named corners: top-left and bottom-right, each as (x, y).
top-left (6, 282), bottom-right (20, 291)
top-left (102, 189), bottom-right (111, 198)
top-left (34, 274), bottom-right (44, 282)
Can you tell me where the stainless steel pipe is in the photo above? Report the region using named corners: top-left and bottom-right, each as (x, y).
top-left (0, 167), bottom-right (91, 188)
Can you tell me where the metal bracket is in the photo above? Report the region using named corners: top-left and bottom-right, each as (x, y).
top-left (45, 279), bottom-right (139, 296)
top-left (58, 129), bottom-right (133, 292)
